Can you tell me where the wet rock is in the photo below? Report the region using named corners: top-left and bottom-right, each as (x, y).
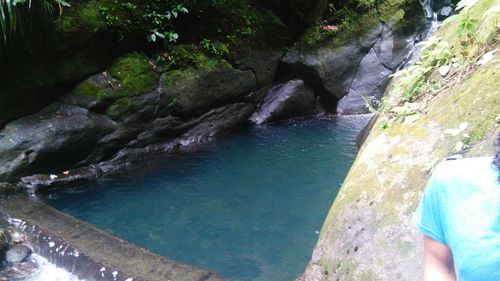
top-left (0, 103), bottom-right (124, 182)
top-left (280, 24), bottom-right (383, 111)
top-left (250, 80), bottom-right (315, 124)
top-left (437, 6), bottom-right (454, 21)
top-left (100, 103), bottom-right (255, 172)
top-left (337, 48), bottom-right (392, 115)
top-left (5, 244), bottom-right (32, 263)
top-left (20, 166), bottom-right (101, 193)
top-left (177, 103), bottom-right (255, 146)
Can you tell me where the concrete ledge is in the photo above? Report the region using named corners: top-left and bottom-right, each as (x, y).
top-left (0, 195), bottom-right (227, 281)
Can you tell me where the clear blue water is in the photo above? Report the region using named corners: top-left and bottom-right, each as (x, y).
top-left (45, 116), bottom-right (369, 281)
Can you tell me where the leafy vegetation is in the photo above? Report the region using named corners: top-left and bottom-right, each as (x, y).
top-left (0, 0), bottom-right (69, 50)
top-left (95, 0), bottom-right (188, 43)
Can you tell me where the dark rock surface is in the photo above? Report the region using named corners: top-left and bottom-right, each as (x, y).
top-left (250, 79), bottom-right (315, 124)
top-left (5, 244), bottom-right (32, 263)
top-left (0, 103), bottom-right (126, 182)
top-left (280, 25), bottom-right (384, 111)
top-left (337, 48), bottom-right (392, 115)
top-left (162, 67), bottom-right (256, 118)
top-left (0, 46), bottom-right (264, 187)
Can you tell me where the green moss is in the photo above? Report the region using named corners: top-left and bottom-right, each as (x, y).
top-left (162, 44), bottom-right (231, 72)
top-left (162, 69), bottom-right (196, 88)
top-left (108, 52), bottom-right (159, 97)
top-left (73, 82), bottom-right (107, 99)
top-left (106, 97), bottom-right (138, 119)
top-left (60, 0), bottom-right (108, 34)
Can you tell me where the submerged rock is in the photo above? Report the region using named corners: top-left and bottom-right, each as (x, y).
top-left (250, 79), bottom-right (315, 124)
top-left (5, 244), bottom-right (32, 263)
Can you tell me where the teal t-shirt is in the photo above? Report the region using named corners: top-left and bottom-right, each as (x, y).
top-left (416, 157), bottom-right (500, 281)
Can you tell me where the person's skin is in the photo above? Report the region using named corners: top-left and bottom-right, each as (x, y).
top-left (423, 234), bottom-right (457, 281)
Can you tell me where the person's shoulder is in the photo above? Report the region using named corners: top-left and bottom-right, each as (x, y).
top-left (433, 156), bottom-right (496, 185)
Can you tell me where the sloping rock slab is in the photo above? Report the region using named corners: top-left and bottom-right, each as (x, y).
top-left (250, 79), bottom-right (315, 124)
top-left (0, 195), bottom-right (227, 281)
top-left (337, 48), bottom-right (392, 115)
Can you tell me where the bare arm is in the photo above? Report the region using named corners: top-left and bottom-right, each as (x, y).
top-left (423, 234), bottom-right (456, 281)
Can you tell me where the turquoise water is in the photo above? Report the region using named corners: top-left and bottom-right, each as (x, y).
top-left (45, 116), bottom-right (369, 281)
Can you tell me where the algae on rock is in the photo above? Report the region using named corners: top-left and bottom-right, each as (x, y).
top-left (299, 0), bottom-right (500, 279)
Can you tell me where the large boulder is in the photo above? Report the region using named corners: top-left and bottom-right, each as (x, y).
top-left (0, 103), bottom-right (125, 182)
top-left (280, 25), bottom-right (384, 111)
top-left (250, 79), bottom-right (315, 124)
top-left (161, 66), bottom-right (256, 118)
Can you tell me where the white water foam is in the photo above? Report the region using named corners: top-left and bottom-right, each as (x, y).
top-left (23, 254), bottom-right (83, 281)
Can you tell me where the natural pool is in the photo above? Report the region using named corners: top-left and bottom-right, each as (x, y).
top-left (45, 115), bottom-right (370, 281)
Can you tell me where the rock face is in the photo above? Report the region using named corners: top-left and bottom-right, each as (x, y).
top-left (250, 79), bottom-right (315, 124)
top-left (299, 0), bottom-right (499, 279)
top-left (280, 25), bottom-right (384, 111)
top-left (281, 22), bottom-right (423, 115)
top-left (0, 104), bottom-right (126, 182)
top-left (0, 52), bottom-right (259, 186)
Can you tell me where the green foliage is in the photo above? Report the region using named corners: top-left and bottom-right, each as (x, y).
top-left (457, 14), bottom-right (478, 48)
top-left (0, 0), bottom-right (70, 49)
top-left (157, 44), bottom-right (230, 72)
top-left (421, 40), bottom-right (453, 67)
top-left (199, 39), bottom-right (229, 57)
top-left (96, 0), bottom-right (188, 43)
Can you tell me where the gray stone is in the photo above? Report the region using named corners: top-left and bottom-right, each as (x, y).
top-left (280, 24), bottom-right (383, 111)
top-left (373, 25), bottom-right (417, 71)
top-left (0, 103), bottom-right (124, 182)
top-left (161, 67), bottom-right (256, 119)
top-left (250, 79), bottom-right (315, 124)
top-left (5, 244), bottom-right (31, 263)
top-left (337, 48), bottom-right (392, 115)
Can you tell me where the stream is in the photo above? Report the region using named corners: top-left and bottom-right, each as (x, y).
top-left (44, 115), bottom-right (370, 281)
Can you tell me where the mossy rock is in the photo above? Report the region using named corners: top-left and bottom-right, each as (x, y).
top-left (108, 53), bottom-right (159, 97)
top-left (161, 44), bottom-right (231, 72)
top-left (298, 0), bottom-right (424, 48)
top-left (301, 0), bottom-right (499, 279)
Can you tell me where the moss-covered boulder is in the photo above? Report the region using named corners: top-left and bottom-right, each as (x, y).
top-left (300, 0), bottom-right (499, 279)
top-left (161, 64), bottom-right (257, 119)
top-left (63, 52), bottom-right (159, 113)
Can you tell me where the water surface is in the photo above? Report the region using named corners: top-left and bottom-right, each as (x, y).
top-left (46, 116), bottom-right (369, 281)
